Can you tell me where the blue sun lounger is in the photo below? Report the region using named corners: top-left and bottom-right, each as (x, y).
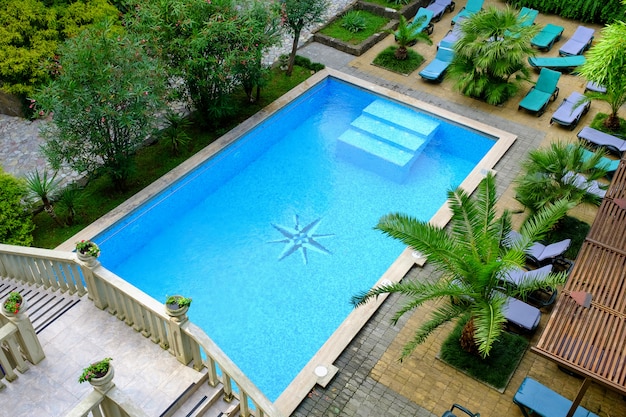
top-left (426, 0), bottom-right (456, 22)
top-left (514, 377), bottom-right (600, 417)
top-left (563, 171), bottom-right (607, 200)
top-left (585, 81), bottom-right (606, 94)
top-left (565, 144), bottom-right (620, 178)
top-left (559, 25), bottom-right (594, 56)
top-left (531, 23), bottom-right (564, 51)
top-left (528, 55), bottom-right (586, 73)
top-left (577, 126), bottom-right (626, 156)
top-left (451, 0), bottom-right (483, 25)
top-left (502, 294), bottom-right (541, 333)
top-left (438, 18), bottom-right (464, 49)
top-left (550, 91), bottom-right (590, 130)
top-left (396, 7), bottom-right (435, 40)
top-left (518, 68), bottom-right (560, 116)
top-left (517, 7), bottom-right (538, 28)
top-left (419, 47), bottom-right (454, 82)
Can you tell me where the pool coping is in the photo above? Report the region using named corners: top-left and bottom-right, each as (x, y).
top-left (59, 68), bottom-right (516, 416)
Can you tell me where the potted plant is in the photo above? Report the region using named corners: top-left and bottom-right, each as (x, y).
top-left (2, 291), bottom-right (25, 316)
top-left (75, 240), bottom-right (100, 266)
top-left (78, 357), bottom-right (114, 391)
top-left (165, 295), bottom-right (192, 320)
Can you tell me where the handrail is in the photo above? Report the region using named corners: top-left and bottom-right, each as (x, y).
top-left (0, 243), bottom-right (283, 417)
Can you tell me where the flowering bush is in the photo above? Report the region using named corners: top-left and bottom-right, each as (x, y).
top-left (3, 291), bottom-right (23, 314)
top-left (76, 240), bottom-right (100, 257)
top-left (78, 357), bottom-right (112, 383)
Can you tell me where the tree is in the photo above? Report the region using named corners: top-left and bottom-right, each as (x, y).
top-left (25, 169), bottom-right (62, 225)
top-left (0, 169), bottom-right (34, 246)
top-left (351, 173), bottom-right (572, 358)
top-left (390, 15), bottom-right (432, 60)
top-left (0, 0), bottom-right (118, 101)
top-left (576, 21), bottom-right (626, 131)
top-left (515, 142), bottom-right (608, 214)
top-left (278, 0), bottom-right (328, 76)
top-left (34, 19), bottom-right (167, 191)
top-left (446, 6), bottom-right (538, 105)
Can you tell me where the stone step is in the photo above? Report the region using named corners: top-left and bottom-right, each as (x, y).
top-left (362, 99), bottom-right (440, 140)
top-left (350, 115), bottom-right (427, 153)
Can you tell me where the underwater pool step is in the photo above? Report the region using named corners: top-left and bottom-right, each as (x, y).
top-left (350, 115), bottom-right (427, 153)
top-left (337, 129), bottom-right (417, 182)
top-left (362, 99), bottom-right (440, 140)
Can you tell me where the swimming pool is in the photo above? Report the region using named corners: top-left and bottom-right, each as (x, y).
top-left (92, 73), bottom-right (500, 403)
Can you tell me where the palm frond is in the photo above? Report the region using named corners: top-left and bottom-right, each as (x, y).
top-left (472, 296), bottom-right (507, 357)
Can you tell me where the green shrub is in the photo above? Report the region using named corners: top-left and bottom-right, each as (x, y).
top-left (506, 0), bottom-right (626, 24)
top-left (0, 169), bottom-right (35, 246)
top-left (372, 46), bottom-right (424, 75)
top-left (294, 55), bottom-right (325, 72)
top-left (341, 11), bottom-right (367, 33)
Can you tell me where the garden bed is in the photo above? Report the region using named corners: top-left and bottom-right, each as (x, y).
top-left (314, 8), bottom-right (396, 56)
top-left (358, 0), bottom-right (430, 20)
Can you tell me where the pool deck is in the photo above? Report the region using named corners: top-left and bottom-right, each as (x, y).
top-left (291, 3), bottom-right (625, 417)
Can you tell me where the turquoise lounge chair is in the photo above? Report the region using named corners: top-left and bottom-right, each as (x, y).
top-left (566, 144), bottom-right (620, 179)
top-left (517, 7), bottom-right (538, 28)
top-left (396, 7), bottom-right (434, 41)
top-left (451, 0), bottom-right (483, 25)
top-left (419, 48), bottom-right (454, 82)
top-left (528, 55), bottom-right (586, 73)
top-left (518, 68), bottom-right (560, 116)
top-left (530, 23), bottom-right (564, 51)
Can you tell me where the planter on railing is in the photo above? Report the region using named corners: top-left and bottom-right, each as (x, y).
top-left (79, 357), bottom-right (115, 393)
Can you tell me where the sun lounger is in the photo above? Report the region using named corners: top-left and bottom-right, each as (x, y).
top-left (438, 20), bottom-right (463, 49)
top-left (442, 404), bottom-right (480, 417)
top-left (502, 294), bottom-right (541, 333)
top-left (526, 238), bottom-right (571, 267)
top-left (501, 265), bottom-right (558, 308)
top-left (517, 7), bottom-right (538, 28)
top-left (584, 81), bottom-right (607, 94)
top-left (531, 23), bottom-right (564, 51)
top-left (566, 144), bottom-right (620, 178)
top-left (528, 55), bottom-right (586, 73)
top-left (563, 171), bottom-right (607, 199)
top-left (550, 91), bottom-right (590, 130)
top-left (396, 7), bottom-right (435, 40)
top-left (559, 25), bottom-right (594, 56)
top-left (514, 377), bottom-right (600, 417)
top-left (426, 0), bottom-right (456, 22)
top-left (518, 68), bottom-right (560, 116)
top-left (451, 0), bottom-right (483, 25)
top-left (419, 47), bottom-right (454, 82)
top-left (577, 126), bottom-right (626, 156)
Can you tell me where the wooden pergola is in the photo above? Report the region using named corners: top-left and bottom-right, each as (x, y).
top-left (533, 159), bottom-right (626, 416)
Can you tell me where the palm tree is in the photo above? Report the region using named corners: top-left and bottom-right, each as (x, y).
top-left (446, 6), bottom-right (538, 105)
top-left (391, 15), bottom-right (432, 60)
top-left (514, 141), bottom-right (608, 214)
top-left (351, 173), bottom-right (572, 359)
top-left (576, 21), bottom-right (626, 131)
top-left (25, 169), bottom-right (63, 225)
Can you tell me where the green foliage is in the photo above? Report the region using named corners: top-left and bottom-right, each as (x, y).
top-left (389, 15), bottom-right (432, 60)
top-left (545, 215), bottom-right (590, 260)
top-left (2, 291), bottom-right (24, 314)
top-left (165, 295), bottom-right (192, 308)
top-left (0, 0), bottom-right (118, 101)
top-left (590, 113), bottom-right (626, 137)
top-left (440, 317), bottom-right (528, 389)
top-left (373, 46), bottom-right (424, 74)
top-left (447, 6), bottom-right (537, 105)
top-left (278, 0), bottom-right (329, 75)
top-left (514, 141), bottom-right (608, 213)
top-left (319, 11), bottom-right (388, 44)
top-left (351, 173), bottom-right (572, 359)
top-left (293, 55), bottom-right (325, 72)
top-left (161, 112), bottom-right (192, 155)
top-left (34, 19), bottom-right (168, 191)
top-left (78, 357), bottom-right (111, 383)
top-left (341, 10), bottom-right (367, 33)
top-left (56, 183), bottom-right (82, 225)
top-left (577, 21), bottom-right (626, 131)
top-left (507, 0), bottom-right (626, 24)
top-left (25, 169), bottom-right (63, 225)
top-left (0, 169), bottom-right (34, 246)
top-left (75, 239), bottom-right (100, 257)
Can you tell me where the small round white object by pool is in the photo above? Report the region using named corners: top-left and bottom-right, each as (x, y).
top-left (314, 365), bottom-right (328, 378)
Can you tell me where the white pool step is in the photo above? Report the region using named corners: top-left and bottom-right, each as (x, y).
top-left (337, 99), bottom-right (440, 182)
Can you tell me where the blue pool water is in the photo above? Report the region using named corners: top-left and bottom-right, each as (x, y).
top-left (96, 78), bottom-right (494, 401)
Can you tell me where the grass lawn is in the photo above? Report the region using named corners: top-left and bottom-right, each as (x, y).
top-left (440, 319), bottom-right (529, 391)
top-left (590, 112), bottom-right (626, 137)
top-left (319, 11), bottom-right (389, 44)
top-left (32, 66), bottom-right (313, 248)
top-left (362, 0), bottom-right (407, 10)
top-left (372, 46), bottom-right (424, 75)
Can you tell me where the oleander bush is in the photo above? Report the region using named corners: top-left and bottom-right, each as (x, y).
top-left (505, 0), bottom-right (626, 24)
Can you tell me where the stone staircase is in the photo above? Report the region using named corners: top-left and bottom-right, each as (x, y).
top-left (337, 99), bottom-right (440, 182)
top-left (163, 372), bottom-right (241, 417)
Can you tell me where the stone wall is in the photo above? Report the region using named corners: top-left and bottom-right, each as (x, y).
top-left (0, 91), bottom-right (24, 117)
